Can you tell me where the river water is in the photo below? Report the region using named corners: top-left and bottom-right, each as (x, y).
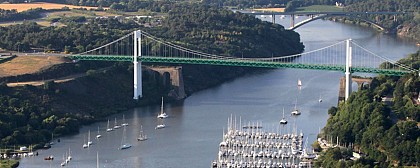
top-left (20, 15), bottom-right (418, 168)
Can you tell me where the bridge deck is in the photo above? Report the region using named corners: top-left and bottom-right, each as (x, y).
top-left (69, 55), bottom-right (410, 76)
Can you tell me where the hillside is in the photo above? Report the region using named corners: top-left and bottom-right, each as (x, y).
top-left (316, 51), bottom-right (420, 167)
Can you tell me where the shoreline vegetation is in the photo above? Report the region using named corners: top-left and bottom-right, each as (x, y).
top-left (314, 51), bottom-right (420, 167)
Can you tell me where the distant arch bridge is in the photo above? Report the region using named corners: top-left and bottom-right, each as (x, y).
top-left (244, 11), bottom-right (406, 30)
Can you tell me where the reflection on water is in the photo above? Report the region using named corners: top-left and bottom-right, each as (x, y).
top-left (20, 16), bottom-right (418, 168)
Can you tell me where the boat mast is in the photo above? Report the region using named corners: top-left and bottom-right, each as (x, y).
top-left (97, 152), bottom-right (99, 168)
top-left (161, 97), bottom-right (164, 115)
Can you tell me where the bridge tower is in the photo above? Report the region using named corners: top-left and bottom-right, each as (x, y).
top-left (290, 14), bottom-right (295, 28)
top-left (272, 14), bottom-right (276, 24)
top-left (133, 30), bottom-right (143, 99)
top-left (345, 39), bottom-right (352, 101)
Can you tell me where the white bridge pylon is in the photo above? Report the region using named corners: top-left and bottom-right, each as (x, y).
top-left (133, 30), bottom-right (142, 99)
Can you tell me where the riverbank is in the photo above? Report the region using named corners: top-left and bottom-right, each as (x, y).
top-left (0, 159), bottom-right (18, 168)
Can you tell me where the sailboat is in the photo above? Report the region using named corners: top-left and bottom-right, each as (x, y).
top-left (297, 79), bottom-right (302, 87)
top-left (157, 97), bottom-right (169, 119)
top-left (60, 154), bottom-right (66, 166)
top-left (155, 118), bottom-right (166, 129)
top-left (82, 135), bottom-right (88, 148)
top-left (66, 148), bottom-right (72, 162)
top-left (96, 126), bottom-right (102, 139)
top-left (106, 119), bottom-right (113, 132)
top-left (49, 133), bottom-right (54, 145)
top-left (280, 108), bottom-right (287, 124)
top-left (318, 94), bottom-right (323, 103)
top-left (137, 125), bottom-right (147, 141)
top-left (87, 130), bottom-right (93, 146)
top-left (119, 125), bottom-right (132, 150)
top-left (113, 118), bottom-right (121, 129)
top-left (121, 114), bottom-right (129, 126)
top-left (291, 98), bottom-right (301, 115)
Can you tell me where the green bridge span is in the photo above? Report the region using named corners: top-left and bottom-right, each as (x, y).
top-left (68, 55), bottom-right (410, 76)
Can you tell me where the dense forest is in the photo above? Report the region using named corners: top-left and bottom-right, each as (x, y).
top-left (343, 0), bottom-right (419, 41)
top-left (0, 19), bottom-right (137, 52)
top-left (0, 5), bottom-right (304, 148)
top-left (316, 51), bottom-right (420, 167)
top-left (147, 4), bottom-right (304, 58)
top-left (284, 0), bottom-right (420, 41)
top-left (0, 8), bottom-right (45, 22)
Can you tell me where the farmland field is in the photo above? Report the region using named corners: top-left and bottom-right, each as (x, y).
top-left (0, 56), bottom-right (68, 77)
top-left (0, 2), bottom-right (106, 12)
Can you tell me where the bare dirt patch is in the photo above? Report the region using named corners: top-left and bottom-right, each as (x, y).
top-left (0, 56), bottom-right (67, 77)
top-left (0, 2), bottom-right (106, 12)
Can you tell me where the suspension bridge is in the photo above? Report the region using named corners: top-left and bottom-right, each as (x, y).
top-left (68, 30), bottom-right (418, 100)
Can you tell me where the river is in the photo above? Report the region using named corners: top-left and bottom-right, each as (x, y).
top-left (19, 15), bottom-right (418, 168)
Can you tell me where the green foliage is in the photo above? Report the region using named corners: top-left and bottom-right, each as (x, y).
top-left (319, 51), bottom-right (420, 167)
top-left (0, 8), bottom-right (45, 22)
top-left (0, 19), bottom-right (137, 52)
top-left (148, 4), bottom-right (304, 58)
top-left (344, 0), bottom-right (420, 41)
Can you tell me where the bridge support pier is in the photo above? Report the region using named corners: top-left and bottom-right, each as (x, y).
top-left (133, 30), bottom-right (143, 99)
top-left (272, 14), bottom-right (276, 24)
top-left (345, 39), bottom-right (352, 101)
top-left (290, 14), bottom-right (295, 28)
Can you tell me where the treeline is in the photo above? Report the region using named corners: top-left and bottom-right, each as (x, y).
top-left (202, 0), bottom-right (289, 9)
top-left (148, 4), bottom-right (304, 58)
top-left (285, 0), bottom-right (341, 11)
top-left (0, 19), bottom-right (137, 52)
top-left (0, 8), bottom-right (45, 22)
top-left (317, 51), bottom-right (420, 167)
top-left (344, 0), bottom-right (419, 41)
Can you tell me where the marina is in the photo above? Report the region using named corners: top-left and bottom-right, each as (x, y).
top-left (212, 116), bottom-right (315, 168)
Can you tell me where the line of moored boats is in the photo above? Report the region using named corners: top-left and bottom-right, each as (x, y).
top-left (212, 115), bottom-right (316, 168)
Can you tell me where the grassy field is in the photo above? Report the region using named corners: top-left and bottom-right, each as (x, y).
top-left (0, 2), bottom-right (105, 12)
top-left (295, 5), bottom-right (344, 12)
top-left (0, 9), bottom-right (118, 27)
top-left (0, 56), bottom-right (68, 77)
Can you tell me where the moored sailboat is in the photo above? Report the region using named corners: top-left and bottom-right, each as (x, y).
top-left (106, 119), bottom-right (113, 132)
top-left (119, 125), bottom-right (132, 150)
top-left (96, 126), bottom-right (102, 139)
top-left (113, 118), bottom-right (121, 129)
top-left (82, 135), bottom-right (88, 149)
top-left (87, 130), bottom-right (93, 147)
top-left (121, 114), bottom-right (129, 126)
top-left (291, 98), bottom-right (301, 115)
top-left (155, 118), bottom-right (166, 129)
top-left (157, 97), bottom-right (169, 119)
top-left (137, 125), bottom-right (147, 141)
top-left (280, 108), bottom-right (287, 124)
top-left (67, 148), bottom-right (72, 162)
